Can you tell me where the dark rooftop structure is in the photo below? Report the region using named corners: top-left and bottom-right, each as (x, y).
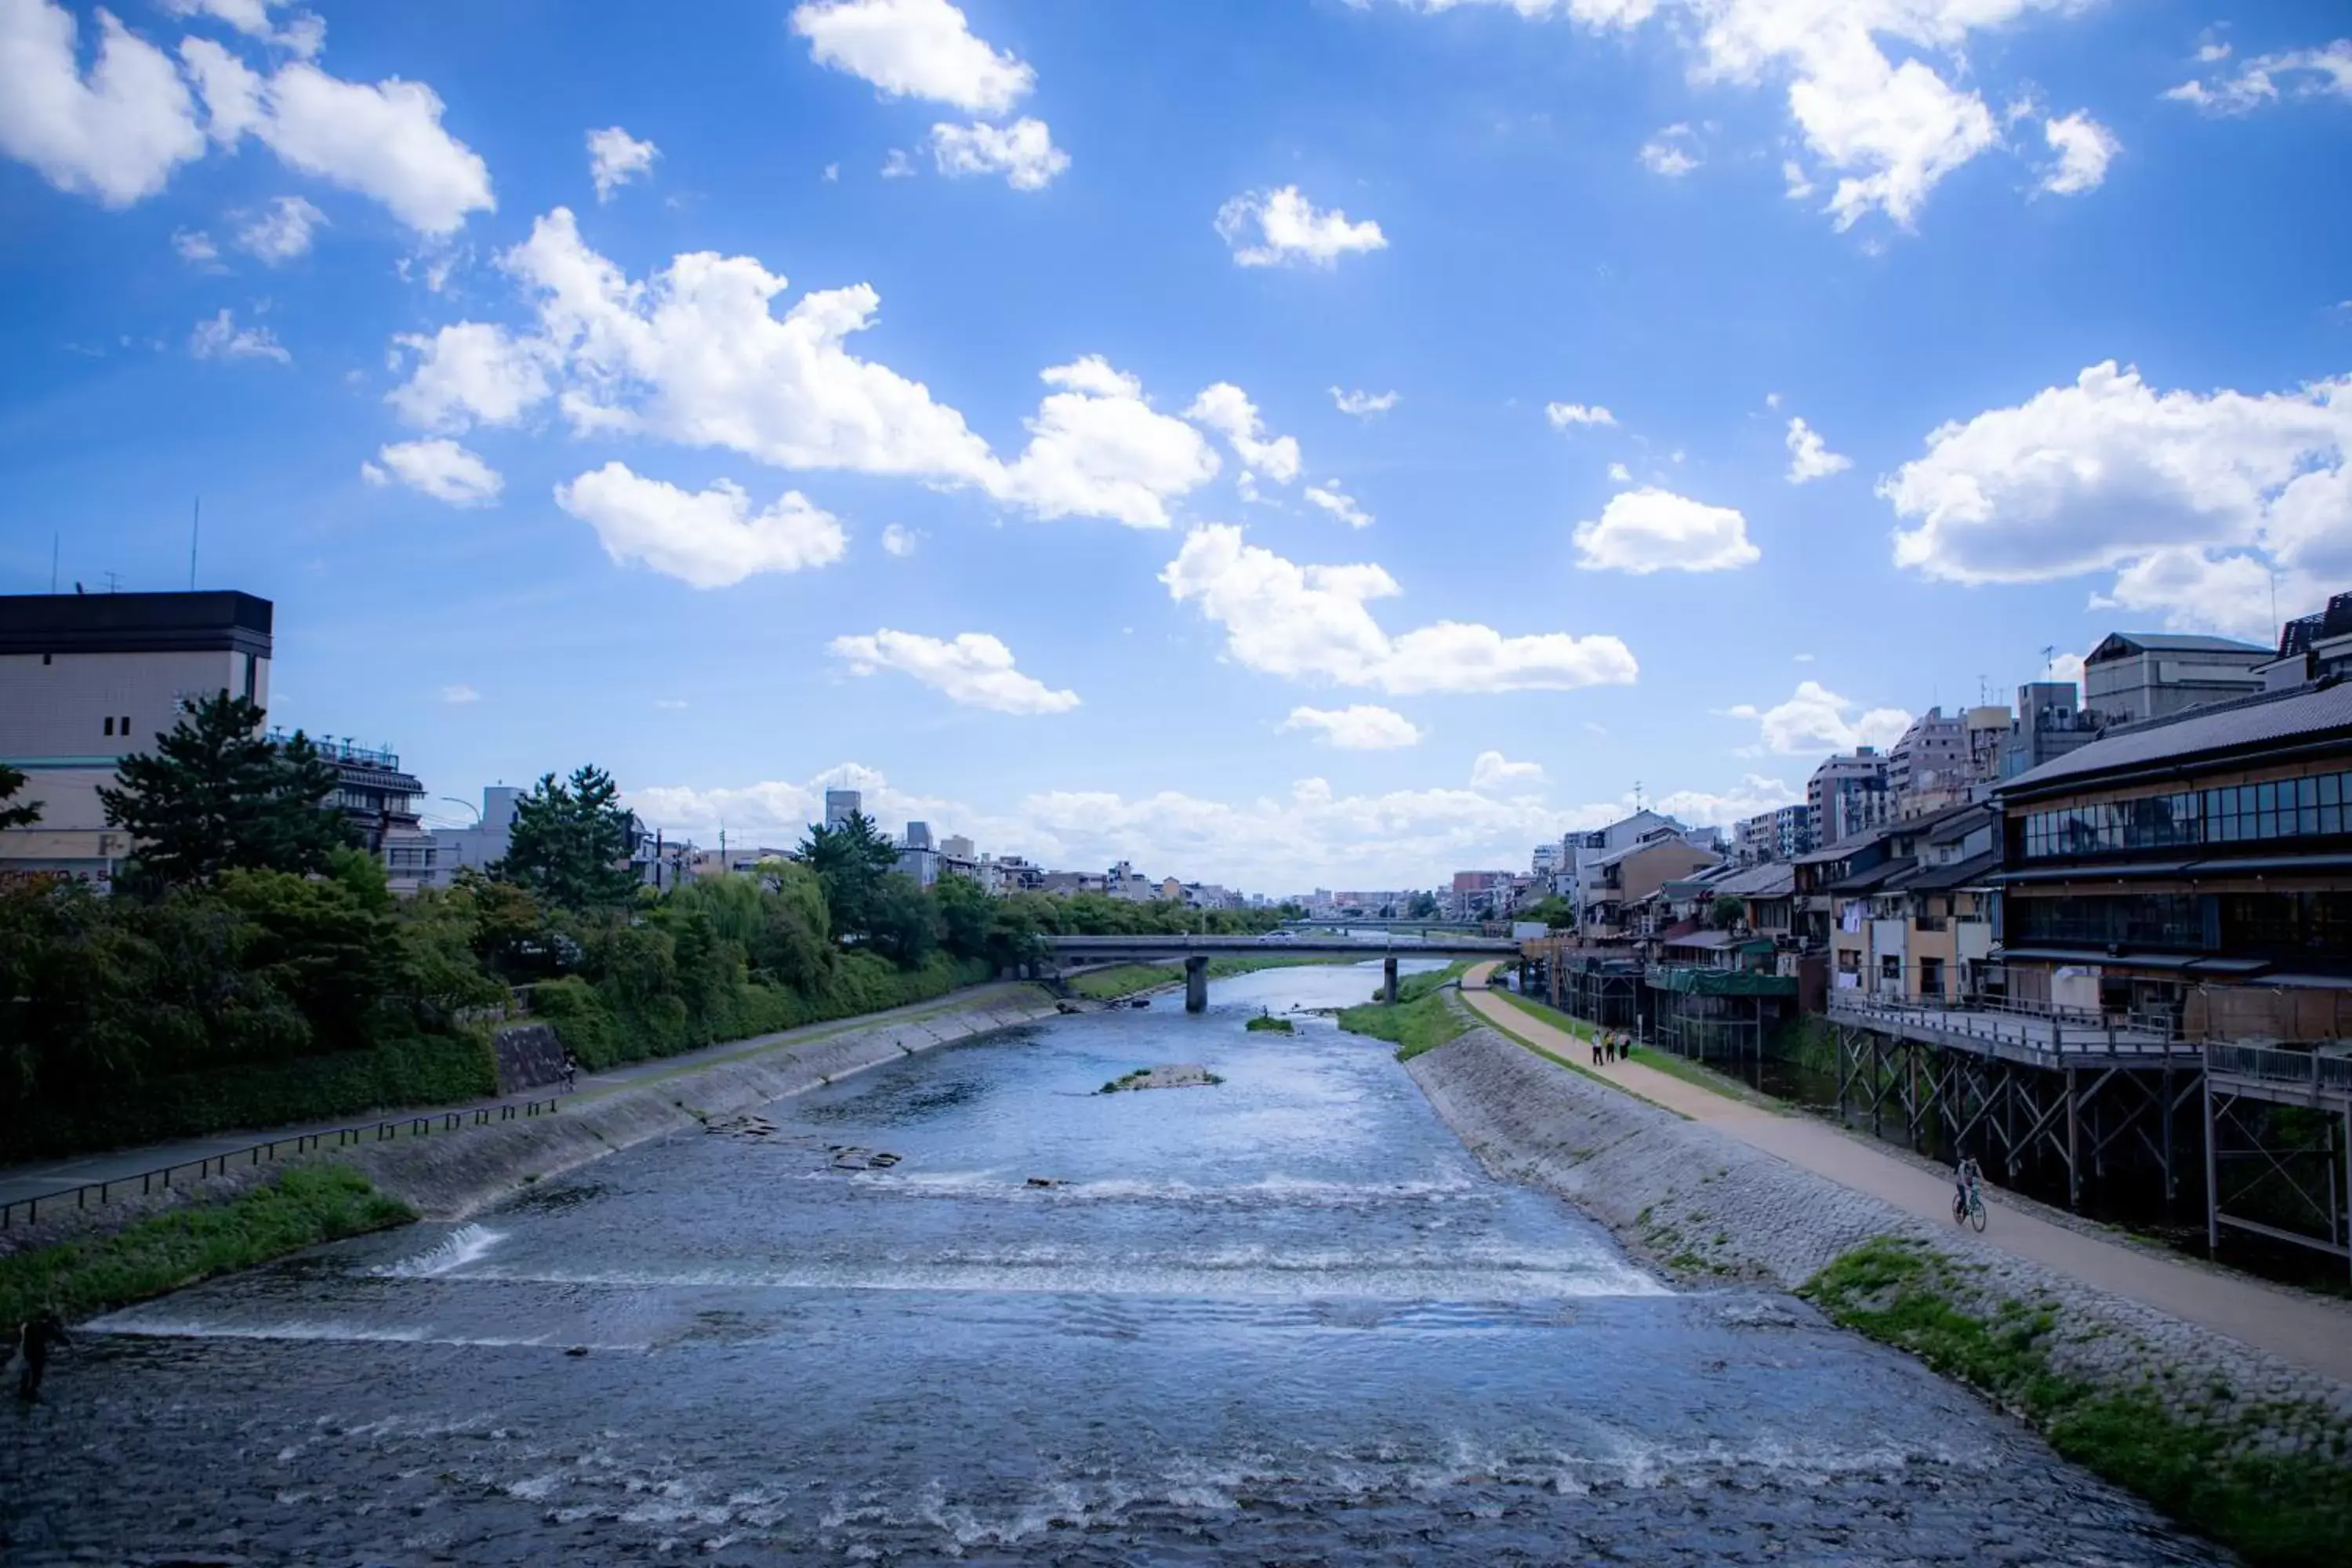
top-left (2085, 630), bottom-right (2273, 661)
top-left (0, 590), bottom-right (272, 658)
top-left (1999, 678), bottom-right (2352, 799)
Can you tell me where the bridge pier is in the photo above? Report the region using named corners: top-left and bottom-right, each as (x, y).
top-left (1383, 955), bottom-right (1399, 1005)
top-left (1185, 955), bottom-right (1209, 1014)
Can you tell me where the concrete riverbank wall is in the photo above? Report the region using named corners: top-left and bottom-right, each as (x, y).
top-left (2, 988), bottom-right (1063, 1254)
top-left (1406, 1022), bottom-right (2352, 1458)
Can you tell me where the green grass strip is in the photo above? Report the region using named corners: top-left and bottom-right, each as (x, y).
top-left (1468, 995), bottom-right (1693, 1120)
top-left (1337, 989), bottom-right (1473, 1062)
top-left (1491, 992), bottom-right (1783, 1112)
top-left (0, 1166), bottom-right (415, 1328)
top-left (1802, 1236), bottom-right (2352, 1567)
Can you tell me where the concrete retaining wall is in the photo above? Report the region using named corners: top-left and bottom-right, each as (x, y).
top-left (1408, 1023), bottom-right (2352, 1454)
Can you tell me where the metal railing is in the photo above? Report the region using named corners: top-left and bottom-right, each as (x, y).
top-left (0, 1096), bottom-right (561, 1231)
top-left (2205, 1043), bottom-right (2352, 1100)
top-left (1826, 993), bottom-right (2193, 1058)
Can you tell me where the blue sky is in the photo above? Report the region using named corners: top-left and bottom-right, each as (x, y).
top-left (2, 0), bottom-right (2348, 891)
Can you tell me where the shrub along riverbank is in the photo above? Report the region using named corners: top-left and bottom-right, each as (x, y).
top-left (0, 1167), bottom-right (413, 1327)
top-left (1802, 1236), bottom-right (2352, 1568)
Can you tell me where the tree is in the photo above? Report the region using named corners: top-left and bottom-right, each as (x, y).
top-left (97, 692), bottom-right (352, 886)
top-left (1517, 895), bottom-right (1574, 929)
top-left (1708, 894), bottom-right (1746, 931)
top-left (1406, 891), bottom-right (1440, 920)
top-left (866, 873), bottom-right (941, 968)
top-left (0, 763), bottom-right (40, 830)
top-left (796, 811), bottom-right (900, 942)
top-left (501, 765), bottom-right (639, 911)
top-left (933, 871), bottom-right (996, 961)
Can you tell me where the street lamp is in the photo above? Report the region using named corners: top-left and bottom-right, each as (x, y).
top-left (440, 795), bottom-right (482, 825)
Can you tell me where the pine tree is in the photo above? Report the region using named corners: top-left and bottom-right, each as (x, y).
top-left (96, 693), bottom-right (353, 885)
top-left (0, 763), bottom-right (40, 830)
top-left (499, 765), bottom-right (640, 910)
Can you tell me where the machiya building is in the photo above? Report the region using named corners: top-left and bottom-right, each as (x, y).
top-left (1992, 677), bottom-right (2352, 1036)
top-left (0, 590), bottom-right (272, 884)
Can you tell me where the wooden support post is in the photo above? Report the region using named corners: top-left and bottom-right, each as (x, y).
top-left (2066, 1065), bottom-right (2082, 1211)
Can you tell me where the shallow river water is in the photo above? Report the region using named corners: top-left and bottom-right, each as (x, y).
top-left (4, 963), bottom-right (2216, 1564)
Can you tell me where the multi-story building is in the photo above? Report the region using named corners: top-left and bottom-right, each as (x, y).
top-left (2001, 679), bottom-right (2104, 780)
top-left (1963, 703), bottom-right (2013, 786)
top-left (2259, 590), bottom-right (2352, 688)
top-left (1828, 804), bottom-right (2002, 1003)
top-left (980, 854), bottom-right (1044, 894)
top-left (296, 732), bottom-right (433, 891)
top-left (1565, 810), bottom-right (1708, 920)
top-left (1449, 869), bottom-right (1515, 920)
top-left (1576, 830), bottom-right (1722, 942)
top-left (1105, 860), bottom-right (1156, 901)
top-left (1993, 677), bottom-right (2352, 1032)
top-left (897, 820), bottom-right (940, 888)
top-left (1808, 748), bottom-right (1893, 847)
top-left (940, 833), bottom-right (975, 860)
top-left (1736, 803), bottom-right (1813, 865)
top-left (2081, 631), bottom-right (2270, 725)
top-left (1889, 708), bottom-right (1968, 800)
top-left (823, 788), bottom-right (862, 829)
top-left (0, 589), bottom-right (273, 883)
top-left (1531, 841), bottom-right (1560, 880)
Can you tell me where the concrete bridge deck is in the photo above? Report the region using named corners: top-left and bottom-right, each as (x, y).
top-left (1040, 934), bottom-right (1515, 1011)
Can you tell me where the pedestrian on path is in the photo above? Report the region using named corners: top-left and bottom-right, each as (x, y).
top-left (12, 1309), bottom-right (70, 1403)
top-left (1591, 1033), bottom-right (1603, 1066)
top-left (561, 1049), bottom-right (579, 1094)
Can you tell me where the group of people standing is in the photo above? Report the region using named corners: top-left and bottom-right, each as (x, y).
top-left (1589, 1030), bottom-right (1633, 1066)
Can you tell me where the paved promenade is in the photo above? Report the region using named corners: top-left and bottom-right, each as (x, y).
top-left (1459, 967), bottom-right (2352, 1387)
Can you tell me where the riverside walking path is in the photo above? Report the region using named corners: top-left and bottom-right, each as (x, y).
top-left (0, 981), bottom-right (1051, 1215)
top-left (1457, 965), bottom-right (2352, 1388)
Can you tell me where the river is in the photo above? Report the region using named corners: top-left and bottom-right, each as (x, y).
top-left (4, 962), bottom-right (2215, 1564)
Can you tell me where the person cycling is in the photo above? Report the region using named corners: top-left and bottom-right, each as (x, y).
top-left (1953, 1153), bottom-right (1984, 1217)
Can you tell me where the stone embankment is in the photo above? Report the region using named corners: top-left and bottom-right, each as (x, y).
top-left (1407, 1022), bottom-right (2352, 1460)
top-left (2, 989), bottom-right (1060, 1253)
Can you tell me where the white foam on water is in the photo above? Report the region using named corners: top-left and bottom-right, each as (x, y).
top-left (82, 1315), bottom-right (641, 1351)
top-left (372, 1221), bottom-right (506, 1277)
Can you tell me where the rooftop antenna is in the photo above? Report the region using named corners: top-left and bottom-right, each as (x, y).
top-left (1633, 779), bottom-right (1645, 812)
top-left (188, 498), bottom-right (200, 590)
top-left (2041, 644), bottom-right (2056, 679)
top-left (102, 571), bottom-right (121, 593)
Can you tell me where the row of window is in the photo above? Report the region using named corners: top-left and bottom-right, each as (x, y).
top-left (100, 714), bottom-right (132, 737)
top-left (2019, 771), bottom-right (2352, 859)
top-left (2005, 891), bottom-right (2352, 956)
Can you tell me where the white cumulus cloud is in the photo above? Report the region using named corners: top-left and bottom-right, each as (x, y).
top-left (1305, 481), bottom-right (1373, 529)
top-left (554, 462), bottom-right (848, 587)
top-left (161, 0), bottom-right (322, 56)
top-left (1330, 387), bottom-right (1398, 418)
top-left (928, 117), bottom-right (1067, 190)
top-left (880, 523), bottom-right (918, 557)
top-left (1784, 416), bottom-right (1852, 484)
top-left (2167, 38), bottom-right (2352, 114)
top-left (2039, 111), bottom-right (2117, 196)
top-left (1162, 524), bottom-right (1638, 695)
top-left (387, 321), bottom-right (550, 432)
top-left (1639, 122), bottom-right (1699, 176)
top-left (1573, 488), bottom-right (1758, 573)
top-left (368, 437), bottom-right (501, 506)
top-left (586, 124), bottom-right (657, 201)
top-left (829, 629), bottom-right (1079, 714)
top-left (1880, 361), bottom-right (2352, 638)
top-left (1546, 401), bottom-right (1616, 429)
top-left (234, 193), bottom-right (324, 261)
top-left (790, 0), bottom-right (1033, 114)
top-left (1185, 383), bottom-right (1302, 485)
top-left (1282, 704), bottom-right (1424, 750)
top-left (1724, 681), bottom-right (1911, 756)
top-left (1470, 750), bottom-right (1544, 789)
top-left (188, 307), bottom-right (288, 363)
top-left (1215, 185), bottom-right (1387, 268)
top-left (0, 0), bottom-right (205, 205)
top-left (994, 357), bottom-right (1221, 528)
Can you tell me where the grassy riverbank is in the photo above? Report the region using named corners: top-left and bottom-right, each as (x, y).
top-left (1336, 963), bottom-right (1474, 1061)
top-left (1064, 953), bottom-right (1356, 1001)
top-left (0, 1167), bottom-right (414, 1327)
top-left (1802, 1236), bottom-right (2352, 1568)
top-left (1490, 991), bottom-right (1781, 1111)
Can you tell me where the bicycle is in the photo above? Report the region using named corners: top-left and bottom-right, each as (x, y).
top-left (1951, 1178), bottom-right (1987, 1232)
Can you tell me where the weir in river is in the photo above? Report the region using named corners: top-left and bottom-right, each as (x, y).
top-left (2, 963), bottom-right (2216, 1563)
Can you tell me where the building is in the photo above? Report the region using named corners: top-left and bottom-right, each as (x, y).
top-left (301, 732), bottom-right (433, 891)
top-left (1962, 703), bottom-right (2013, 786)
top-left (1822, 803), bottom-right (2001, 1003)
top-left (823, 788), bottom-right (862, 829)
top-left (0, 589), bottom-right (273, 883)
top-left (1737, 803), bottom-right (1813, 865)
top-left (1105, 860), bottom-right (1156, 901)
top-left (1531, 841), bottom-right (1561, 879)
top-left (2002, 679), bottom-right (2103, 780)
top-left (1808, 748), bottom-right (1893, 847)
top-left (2259, 590), bottom-right (2352, 689)
top-left (1889, 708), bottom-right (1968, 800)
top-left (1992, 677), bottom-right (2352, 1033)
top-left (428, 784), bottom-right (524, 886)
top-left (1575, 831), bottom-right (1722, 942)
top-left (897, 820), bottom-right (940, 888)
top-left (1448, 869), bottom-right (1514, 920)
top-left (941, 833), bottom-right (975, 860)
top-left (1565, 811), bottom-right (1707, 921)
top-left (2081, 631), bottom-right (2271, 726)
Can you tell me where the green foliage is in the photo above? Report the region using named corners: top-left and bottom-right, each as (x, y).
top-left (1803, 1238), bottom-right (2352, 1568)
top-left (0, 760), bottom-right (40, 829)
top-left (797, 811), bottom-right (902, 944)
top-left (96, 692), bottom-right (354, 886)
top-left (1244, 1014), bottom-right (1295, 1033)
top-left (1515, 895), bottom-right (1573, 928)
top-left (1394, 960), bottom-right (1472, 1003)
top-left (1708, 894), bottom-right (1745, 930)
top-left (0, 1166), bottom-right (413, 1328)
top-left (1338, 989), bottom-right (1470, 1062)
top-left (500, 764), bottom-right (640, 911)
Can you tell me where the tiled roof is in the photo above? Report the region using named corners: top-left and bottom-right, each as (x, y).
top-left (2090, 632), bottom-right (2272, 659)
top-left (1708, 862), bottom-right (1796, 897)
top-left (1999, 679), bottom-right (2352, 797)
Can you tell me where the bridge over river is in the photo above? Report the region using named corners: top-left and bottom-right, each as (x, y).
top-left (1040, 933), bottom-right (1519, 1011)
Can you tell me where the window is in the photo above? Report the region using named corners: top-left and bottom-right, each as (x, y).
top-left (120, 714), bottom-right (130, 735)
top-left (2020, 770), bottom-right (2352, 858)
top-left (102, 716), bottom-right (112, 735)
